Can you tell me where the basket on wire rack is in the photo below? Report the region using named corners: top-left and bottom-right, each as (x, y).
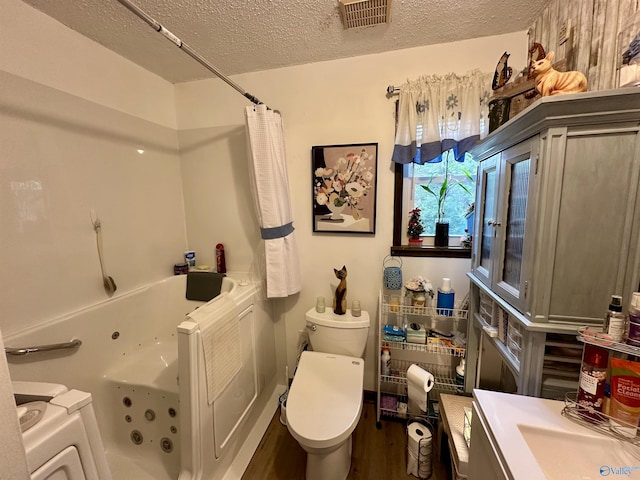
top-left (406, 415), bottom-right (434, 479)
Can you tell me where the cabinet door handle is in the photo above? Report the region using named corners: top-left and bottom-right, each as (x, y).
top-left (487, 220), bottom-right (501, 227)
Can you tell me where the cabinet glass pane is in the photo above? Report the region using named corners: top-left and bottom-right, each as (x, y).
top-left (480, 170), bottom-right (497, 271)
top-left (502, 159), bottom-right (530, 288)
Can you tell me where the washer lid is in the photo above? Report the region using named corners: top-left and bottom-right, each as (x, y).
top-left (286, 351), bottom-right (364, 450)
top-left (305, 308), bottom-right (370, 328)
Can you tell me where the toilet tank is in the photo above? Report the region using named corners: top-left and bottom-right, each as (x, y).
top-left (305, 308), bottom-right (370, 357)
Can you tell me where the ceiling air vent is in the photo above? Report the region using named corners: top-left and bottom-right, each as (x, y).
top-left (339, 0), bottom-right (391, 29)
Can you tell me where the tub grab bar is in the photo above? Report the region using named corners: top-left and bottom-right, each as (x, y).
top-left (5, 339), bottom-right (82, 356)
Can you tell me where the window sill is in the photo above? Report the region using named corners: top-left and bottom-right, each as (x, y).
top-left (390, 245), bottom-right (472, 258)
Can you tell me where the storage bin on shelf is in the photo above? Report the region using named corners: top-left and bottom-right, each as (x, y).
top-left (496, 306), bottom-right (509, 343)
top-left (478, 290), bottom-right (494, 325)
top-left (506, 320), bottom-right (524, 364)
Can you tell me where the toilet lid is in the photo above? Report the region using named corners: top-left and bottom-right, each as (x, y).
top-left (286, 351), bottom-right (364, 450)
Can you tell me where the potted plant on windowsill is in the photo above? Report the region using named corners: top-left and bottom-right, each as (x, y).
top-left (407, 208), bottom-right (424, 246)
top-left (421, 156), bottom-right (473, 247)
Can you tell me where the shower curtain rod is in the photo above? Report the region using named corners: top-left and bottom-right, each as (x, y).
top-left (116, 0), bottom-right (267, 108)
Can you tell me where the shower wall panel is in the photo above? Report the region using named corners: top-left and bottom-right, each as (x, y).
top-left (0, 71), bottom-right (186, 336)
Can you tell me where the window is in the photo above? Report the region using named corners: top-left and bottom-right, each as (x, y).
top-left (412, 151), bottom-right (477, 237)
top-left (393, 150), bottom-right (476, 253)
top-left (392, 124), bottom-right (477, 257)
top-left (390, 71), bottom-right (490, 256)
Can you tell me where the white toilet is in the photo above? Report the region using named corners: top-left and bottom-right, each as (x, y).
top-left (286, 307), bottom-right (370, 480)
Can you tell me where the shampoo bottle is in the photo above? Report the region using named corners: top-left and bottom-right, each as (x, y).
top-left (215, 243), bottom-right (227, 273)
top-left (437, 278), bottom-right (455, 316)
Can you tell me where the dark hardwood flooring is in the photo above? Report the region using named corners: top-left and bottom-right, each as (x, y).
top-left (242, 400), bottom-right (449, 479)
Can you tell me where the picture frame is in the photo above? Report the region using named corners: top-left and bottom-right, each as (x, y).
top-left (312, 142), bottom-right (378, 234)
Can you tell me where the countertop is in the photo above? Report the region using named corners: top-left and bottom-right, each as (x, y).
top-left (439, 394), bottom-right (472, 477)
top-left (473, 390), bottom-right (640, 479)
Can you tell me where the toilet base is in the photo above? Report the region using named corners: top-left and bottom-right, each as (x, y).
top-left (305, 435), bottom-right (352, 480)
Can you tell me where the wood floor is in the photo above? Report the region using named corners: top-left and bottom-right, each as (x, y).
top-left (242, 400), bottom-right (450, 480)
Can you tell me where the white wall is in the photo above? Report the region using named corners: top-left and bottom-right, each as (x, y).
top-left (0, 0), bottom-right (177, 130)
top-left (175, 32), bottom-right (529, 390)
top-left (0, 0), bottom-right (186, 337)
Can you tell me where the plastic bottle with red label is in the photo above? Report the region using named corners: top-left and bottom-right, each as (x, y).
top-left (215, 243), bottom-right (226, 274)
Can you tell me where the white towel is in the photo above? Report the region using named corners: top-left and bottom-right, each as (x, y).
top-left (186, 293), bottom-right (242, 404)
top-left (245, 105), bottom-right (302, 298)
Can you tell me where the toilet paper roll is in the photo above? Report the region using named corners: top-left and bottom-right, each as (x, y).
top-left (407, 447), bottom-right (432, 478)
top-left (407, 364), bottom-right (435, 392)
top-left (407, 422), bottom-right (432, 457)
top-left (406, 451), bottom-right (418, 477)
top-left (407, 364), bottom-right (434, 412)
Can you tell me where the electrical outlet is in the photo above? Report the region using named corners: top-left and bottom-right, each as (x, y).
top-left (558, 19), bottom-right (571, 45)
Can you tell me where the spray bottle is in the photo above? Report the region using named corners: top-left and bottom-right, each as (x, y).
top-left (603, 294), bottom-right (625, 343)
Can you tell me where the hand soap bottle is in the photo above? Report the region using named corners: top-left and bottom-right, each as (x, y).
top-left (437, 278), bottom-right (455, 316)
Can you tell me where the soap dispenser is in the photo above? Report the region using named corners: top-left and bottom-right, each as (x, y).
top-left (437, 278), bottom-right (455, 316)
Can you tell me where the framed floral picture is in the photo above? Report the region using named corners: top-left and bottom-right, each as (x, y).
top-left (312, 143), bottom-right (378, 234)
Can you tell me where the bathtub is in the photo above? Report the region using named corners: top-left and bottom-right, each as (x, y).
top-left (5, 274), bottom-right (280, 480)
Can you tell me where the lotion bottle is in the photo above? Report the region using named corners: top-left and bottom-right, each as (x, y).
top-left (437, 278), bottom-right (455, 316)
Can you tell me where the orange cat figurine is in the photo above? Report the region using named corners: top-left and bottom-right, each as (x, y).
top-left (333, 265), bottom-right (347, 315)
top-left (531, 51), bottom-right (588, 97)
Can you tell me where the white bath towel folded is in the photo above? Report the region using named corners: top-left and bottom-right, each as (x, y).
top-left (186, 293), bottom-right (242, 404)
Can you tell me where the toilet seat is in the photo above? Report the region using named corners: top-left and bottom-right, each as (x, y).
top-left (286, 351), bottom-right (364, 450)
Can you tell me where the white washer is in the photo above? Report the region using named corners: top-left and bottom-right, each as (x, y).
top-left (14, 381), bottom-right (112, 480)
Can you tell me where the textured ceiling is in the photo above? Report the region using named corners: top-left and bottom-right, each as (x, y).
top-left (21, 0), bottom-right (549, 84)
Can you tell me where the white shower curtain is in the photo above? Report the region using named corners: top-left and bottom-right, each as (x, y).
top-left (245, 105), bottom-right (302, 298)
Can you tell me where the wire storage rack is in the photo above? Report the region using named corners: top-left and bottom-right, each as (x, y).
top-left (559, 327), bottom-right (640, 444)
top-left (377, 291), bottom-right (468, 428)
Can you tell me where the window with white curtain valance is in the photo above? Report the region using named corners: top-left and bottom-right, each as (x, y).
top-left (391, 70), bottom-right (492, 254)
top-left (392, 69), bottom-right (492, 165)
